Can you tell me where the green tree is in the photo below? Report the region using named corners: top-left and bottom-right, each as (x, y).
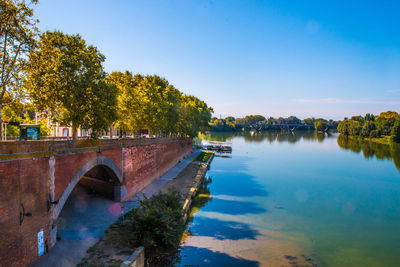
top-left (375, 111), bottom-right (399, 136)
top-left (225, 116), bottom-right (235, 123)
top-left (303, 118), bottom-right (315, 126)
top-left (178, 94), bottom-right (213, 137)
top-left (361, 121), bottom-right (376, 137)
top-left (109, 72), bottom-right (182, 136)
top-left (350, 115), bottom-right (364, 123)
top-left (107, 71), bottom-right (143, 133)
top-left (391, 119), bottom-right (400, 143)
top-left (0, 0), bottom-right (39, 140)
top-left (364, 113), bottom-right (375, 121)
top-left (315, 119), bottom-right (328, 132)
top-left (25, 31), bottom-right (117, 139)
top-left (243, 115), bottom-right (266, 124)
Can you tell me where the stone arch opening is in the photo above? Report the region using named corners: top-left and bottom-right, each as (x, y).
top-left (78, 164), bottom-right (121, 200)
top-left (46, 156), bottom-right (126, 256)
top-left (53, 156), bottom-right (123, 221)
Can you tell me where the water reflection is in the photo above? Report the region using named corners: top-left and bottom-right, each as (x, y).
top-left (190, 217), bottom-right (260, 240)
top-left (337, 134), bottom-right (400, 170)
top-left (180, 246), bottom-right (260, 266)
top-left (182, 131), bottom-right (400, 266)
top-left (210, 171), bottom-right (267, 197)
top-left (201, 198), bottom-right (266, 215)
top-left (199, 130), bottom-right (334, 144)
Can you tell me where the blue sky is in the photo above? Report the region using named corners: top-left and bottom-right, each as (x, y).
top-left (35, 0), bottom-right (400, 120)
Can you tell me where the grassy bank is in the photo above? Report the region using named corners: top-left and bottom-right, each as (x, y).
top-left (195, 150), bottom-right (213, 162)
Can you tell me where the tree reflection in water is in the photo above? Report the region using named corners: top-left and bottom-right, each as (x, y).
top-left (199, 130), bottom-right (332, 143)
top-left (337, 134), bottom-right (400, 170)
top-left (198, 130), bottom-right (400, 170)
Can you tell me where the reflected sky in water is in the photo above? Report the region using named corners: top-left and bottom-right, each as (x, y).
top-left (180, 131), bottom-right (400, 267)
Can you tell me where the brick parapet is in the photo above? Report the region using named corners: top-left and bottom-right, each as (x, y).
top-left (0, 137), bottom-right (189, 161)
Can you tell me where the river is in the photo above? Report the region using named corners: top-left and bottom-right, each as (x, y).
top-left (177, 131), bottom-right (400, 267)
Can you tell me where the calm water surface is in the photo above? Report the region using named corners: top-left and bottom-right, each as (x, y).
top-left (178, 131), bottom-right (400, 267)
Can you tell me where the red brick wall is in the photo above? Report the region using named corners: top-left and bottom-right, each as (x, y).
top-left (0, 138), bottom-right (192, 266)
top-left (53, 149), bottom-right (122, 200)
top-left (0, 158), bottom-right (50, 267)
top-left (123, 139), bottom-right (192, 199)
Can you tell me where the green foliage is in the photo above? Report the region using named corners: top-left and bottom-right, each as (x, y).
top-left (350, 115), bottom-right (364, 123)
top-left (107, 71), bottom-right (212, 137)
top-left (339, 112), bottom-right (400, 143)
top-left (236, 115), bottom-right (266, 124)
top-left (361, 121), bottom-right (376, 137)
top-left (132, 189), bottom-right (185, 266)
top-left (211, 115), bottom-right (340, 132)
top-left (315, 119), bottom-right (328, 132)
top-left (303, 118), bottom-right (315, 126)
top-left (338, 119), bottom-right (365, 136)
top-left (225, 116), bottom-right (235, 123)
top-left (195, 151), bottom-right (213, 162)
top-left (364, 113), bottom-right (375, 121)
top-left (375, 111), bottom-right (400, 136)
top-left (178, 94), bottom-right (213, 137)
top-left (25, 31), bottom-right (117, 139)
top-left (1, 101), bottom-right (51, 137)
top-left (211, 118), bottom-right (236, 132)
top-left (0, 0), bottom-right (39, 139)
top-left (391, 119), bottom-right (400, 143)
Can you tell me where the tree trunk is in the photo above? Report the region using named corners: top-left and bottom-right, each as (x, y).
top-left (72, 123), bottom-right (77, 141)
top-left (109, 127), bottom-right (113, 139)
top-left (0, 105), bottom-right (2, 141)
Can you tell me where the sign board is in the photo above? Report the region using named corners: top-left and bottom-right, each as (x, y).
top-left (38, 229), bottom-right (45, 257)
top-left (27, 127), bottom-right (39, 140)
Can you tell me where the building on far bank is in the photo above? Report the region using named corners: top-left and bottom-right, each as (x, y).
top-left (50, 123), bottom-right (120, 138)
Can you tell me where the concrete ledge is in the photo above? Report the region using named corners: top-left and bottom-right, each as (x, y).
top-left (121, 246), bottom-right (145, 267)
top-left (182, 151), bottom-right (214, 222)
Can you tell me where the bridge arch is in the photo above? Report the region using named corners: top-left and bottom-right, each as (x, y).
top-left (53, 156), bottom-right (123, 220)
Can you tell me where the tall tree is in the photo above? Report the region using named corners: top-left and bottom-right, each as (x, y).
top-left (391, 119), bottom-right (400, 143)
top-left (25, 31), bottom-right (117, 139)
top-left (0, 0), bottom-right (38, 140)
top-left (178, 95), bottom-right (213, 137)
top-left (107, 71), bottom-right (145, 133)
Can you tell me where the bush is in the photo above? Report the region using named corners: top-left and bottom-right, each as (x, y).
top-left (132, 189), bottom-right (185, 266)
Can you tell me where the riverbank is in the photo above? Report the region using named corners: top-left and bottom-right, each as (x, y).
top-left (78, 151), bottom-right (213, 266)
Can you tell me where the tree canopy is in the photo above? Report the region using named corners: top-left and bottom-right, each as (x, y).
top-left (338, 111), bottom-right (400, 143)
top-left (0, 0), bottom-right (213, 140)
top-left (25, 31), bottom-right (117, 139)
top-left (107, 71), bottom-right (213, 138)
top-left (0, 0), bottom-right (39, 139)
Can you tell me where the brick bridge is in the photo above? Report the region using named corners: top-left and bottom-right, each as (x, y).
top-left (0, 138), bottom-right (192, 266)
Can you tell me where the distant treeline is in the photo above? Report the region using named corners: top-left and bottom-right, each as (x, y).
top-left (337, 111), bottom-right (400, 143)
top-left (211, 115), bottom-right (339, 132)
